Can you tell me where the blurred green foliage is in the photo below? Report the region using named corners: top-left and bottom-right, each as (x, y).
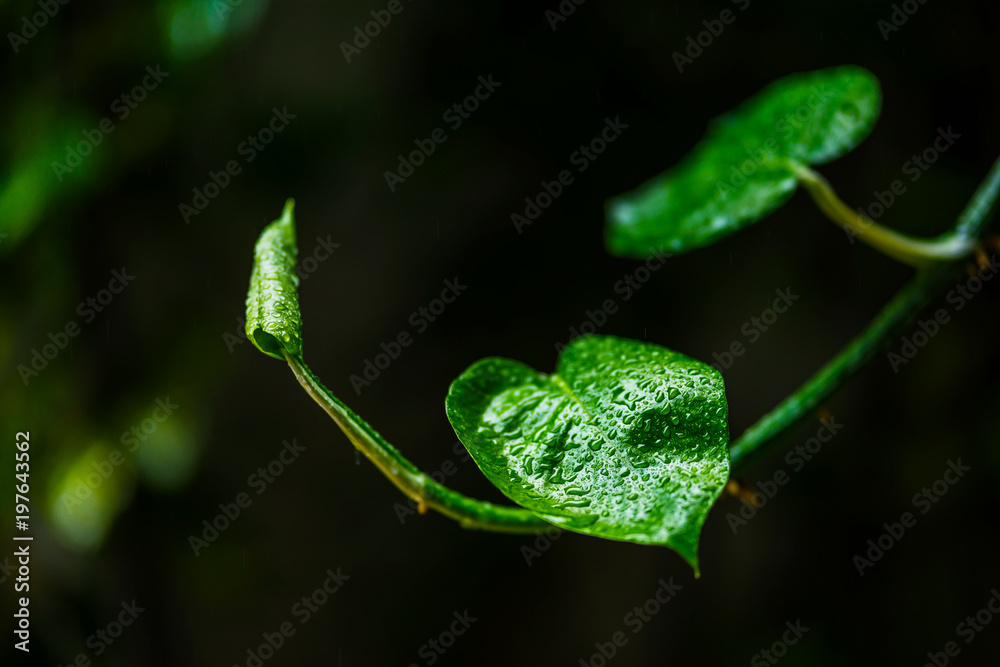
top-left (0, 0), bottom-right (264, 564)
top-left (2, 0), bottom-right (998, 665)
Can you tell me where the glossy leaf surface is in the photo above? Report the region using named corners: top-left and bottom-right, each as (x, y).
top-left (607, 65), bottom-right (881, 257)
top-left (446, 335), bottom-right (730, 571)
top-left (245, 199), bottom-right (302, 359)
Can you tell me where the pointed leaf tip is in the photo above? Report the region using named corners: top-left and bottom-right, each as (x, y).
top-left (445, 335), bottom-right (731, 571)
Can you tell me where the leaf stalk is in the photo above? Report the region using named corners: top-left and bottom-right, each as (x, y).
top-left (283, 351), bottom-right (551, 534)
top-left (731, 154), bottom-right (1000, 472)
top-left (795, 165), bottom-right (977, 267)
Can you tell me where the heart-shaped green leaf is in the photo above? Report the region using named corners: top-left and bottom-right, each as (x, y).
top-left (245, 199), bottom-right (302, 360)
top-left (445, 335), bottom-right (730, 572)
top-left (606, 65), bottom-right (881, 258)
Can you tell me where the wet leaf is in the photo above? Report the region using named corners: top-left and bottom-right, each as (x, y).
top-left (606, 65), bottom-right (881, 257)
top-left (245, 199), bottom-right (302, 360)
top-left (446, 335), bottom-right (730, 572)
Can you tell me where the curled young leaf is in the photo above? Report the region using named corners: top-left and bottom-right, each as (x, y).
top-left (607, 65), bottom-right (882, 257)
top-left (245, 199), bottom-right (302, 359)
top-left (446, 335), bottom-right (730, 572)
top-left (243, 200), bottom-right (552, 533)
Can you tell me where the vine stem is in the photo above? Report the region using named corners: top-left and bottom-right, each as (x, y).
top-left (728, 265), bottom-right (954, 472)
top-left (283, 350), bottom-right (550, 533)
top-left (795, 165), bottom-right (976, 267)
top-left (730, 153), bottom-right (1000, 472)
top-left (275, 154), bottom-right (1000, 531)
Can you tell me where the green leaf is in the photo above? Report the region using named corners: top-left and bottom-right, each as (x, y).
top-left (445, 335), bottom-right (730, 572)
top-left (243, 200), bottom-right (552, 533)
top-left (245, 199), bottom-right (302, 360)
top-left (606, 65), bottom-right (882, 257)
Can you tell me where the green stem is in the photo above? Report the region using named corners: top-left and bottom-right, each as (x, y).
top-left (796, 165), bottom-right (977, 267)
top-left (283, 351), bottom-right (550, 533)
top-left (730, 154), bottom-right (1000, 472)
top-left (729, 265), bottom-right (955, 472)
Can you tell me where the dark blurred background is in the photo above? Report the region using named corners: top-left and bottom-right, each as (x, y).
top-left (3, 0), bottom-right (1000, 664)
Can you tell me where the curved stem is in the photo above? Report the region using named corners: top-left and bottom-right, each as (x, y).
top-left (796, 165), bottom-right (976, 267)
top-left (283, 351), bottom-right (550, 533)
top-left (730, 153), bottom-right (1000, 472)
